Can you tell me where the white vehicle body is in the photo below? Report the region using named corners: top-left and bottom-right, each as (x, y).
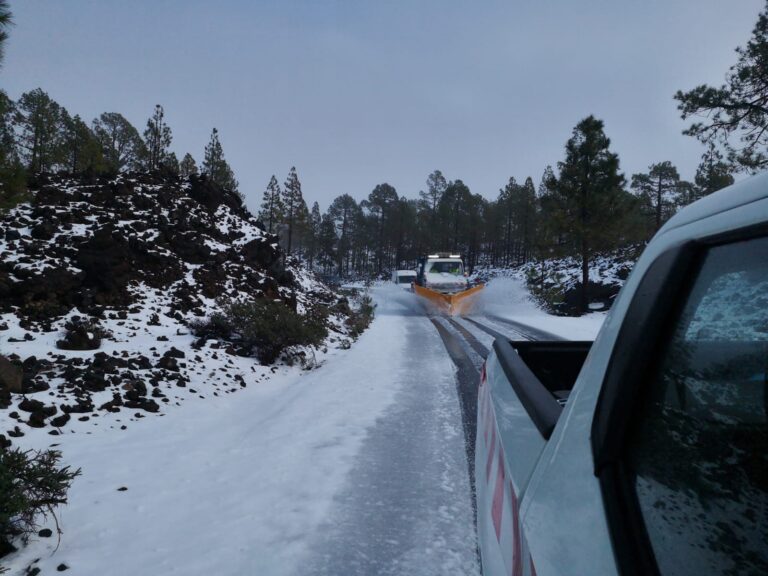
top-left (392, 269), bottom-right (417, 288)
top-left (477, 174), bottom-right (768, 575)
top-left (420, 256), bottom-right (467, 293)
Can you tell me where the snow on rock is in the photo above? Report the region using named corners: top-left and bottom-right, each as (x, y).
top-left (0, 172), bottom-right (358, 442)
top-left (471, 245), bottom-right (642, 315)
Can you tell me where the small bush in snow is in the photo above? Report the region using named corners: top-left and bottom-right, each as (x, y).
top-left (345, 292), bottom-right (375, 338)
top-left (191, 298), bottom-right (328, 364)
top-left (0, 447), bottom-right (80, 560)
top-left (56, 317), bottom-right (111, 351)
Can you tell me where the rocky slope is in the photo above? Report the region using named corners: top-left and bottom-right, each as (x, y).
top-left (0, 172), bottom-right (356, 443)
top-left (470, 245), bottom-right (642, 315)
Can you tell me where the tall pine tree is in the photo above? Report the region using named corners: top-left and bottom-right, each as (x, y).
top-left (258, 175), bottom-right (284, 234)
top-left (694, 144), bottom-right (735, 198)
top-left (143, 104), bottom-right (172, 171)
top-left (202, 127), bottom-right (239, 192)
top-left (14, 88), bottom-right (68, 173)
top-left (281, 167), bottom-right (304, 255)
top-left (630, 161), bottom-right (683, 234)
top-left (675, 1), bottom-right (768, 171)
top-left (179, 153), bottom-right (198, 178)
top-left (92, 112), bottom-right (146, 172)
top-left (62, 113), bottom-right (104, 173)
top-left (550, 116), bottom-right (628, 314)
top-left (0, 0), bottom-right (12, 68)
top-left (307, 201), bottom-right (322, 268)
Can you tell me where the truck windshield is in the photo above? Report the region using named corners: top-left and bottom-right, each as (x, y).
top-left (428, 262), bottom-right (463, 275)
top-left (398, 276), bottom-right (414, 284)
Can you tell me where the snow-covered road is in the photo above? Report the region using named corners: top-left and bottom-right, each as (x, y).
top-left (5, 279), bottom-right (604, 576)
top-left (304, 289), bottom-right (479, 575)
top-left (5, 286), bottom-right (481, 575)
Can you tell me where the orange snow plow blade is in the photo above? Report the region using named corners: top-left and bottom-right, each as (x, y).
top-left (413, 284), bottom-right (484, 316)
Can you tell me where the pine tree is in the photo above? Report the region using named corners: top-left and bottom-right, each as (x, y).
top-left (281, 167), bottom-right (304, 255)
top-left (179, 153), bottom-right (198, 178)
top-left (258, 175), bottom-right (284, 234)
top-left (630, 161), bottom-right (683, 234)
top-left (0, 90), bottom-right (17, 168)
top-left (694, 144), bottom-right (735, 198)
top-left (62, 113), bottom-right (104, 173)
top-left (294, 198), bottom-right (310, 256)
top-left (419, 170), bottom-right (447, 247)
top-left (307, 201), bottom-right (322, 268)
top-left (550, 115), bottom-right (628, 314)
top-left (362, 183), bottom-right (398, 273)
top-left (14, 88), bottom-right (68, 173)
top-left (92, 112), bottom-right (146, 172)
top-left (0, 90), bottom-right (25, 205)
top-left (202, 128), bottom-right (239, 192)
top-left (327, 194), bottom-right (361, 275)
top-left (675, 2), bottom-right (768, 170)
top-left (164, 151), bottom-right (179, 175)
top-left (143, 104), bottom-right (172, 171)
top-left (0, 1), bottom-right (12, 68)
top-left (317, 213), bottom-right (338, 273)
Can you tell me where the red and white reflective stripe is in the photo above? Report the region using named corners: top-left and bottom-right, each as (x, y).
top-left (480, 378), bottom-right (528, 576)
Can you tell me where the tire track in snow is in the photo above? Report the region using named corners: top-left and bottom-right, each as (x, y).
top-left (303, 316), bottom-right (480, 576)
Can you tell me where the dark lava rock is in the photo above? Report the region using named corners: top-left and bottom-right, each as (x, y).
top-left (30, 220), bottom-right (57, 240)
top-left (164, 347), bottom-right (185, 359)
top-left (157, 356), bottom-right (179, 371)
top-left (123, 398), bottom-right (159, 413)
top-left (0, 355), bottom-right (23, 392)
top-left (50, 413), bottom-right (71, 428)
top-left (56, 317), bottom-right (107, 350)
top-left (18, 398), bottom-right (45, 413)
top-left (28, 411), bottom-right (48, 428)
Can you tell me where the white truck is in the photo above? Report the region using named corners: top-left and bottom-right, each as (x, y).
top-left (477, 174), bottom-right (768, 575)
top-left (415, 253), bottom-right (468, 293)
top-left (391, 269), bottom-right (417, 289)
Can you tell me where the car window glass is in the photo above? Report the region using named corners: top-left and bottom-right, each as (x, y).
top-left (627, 236), bottom-right (768, 576)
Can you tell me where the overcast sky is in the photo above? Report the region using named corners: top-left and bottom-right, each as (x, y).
top-left (3, 0), bottom-right (764, 210)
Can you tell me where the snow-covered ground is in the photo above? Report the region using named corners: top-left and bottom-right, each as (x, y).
top-left (471, 277), bottom-right (606, 340)
top-left (3, 279), bottom-right (602, 575)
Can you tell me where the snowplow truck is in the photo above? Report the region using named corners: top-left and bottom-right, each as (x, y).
top-left (413, 253), bottom-right (484, 315)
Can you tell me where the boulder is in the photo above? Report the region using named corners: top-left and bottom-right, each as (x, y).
top-left (0, 356), bottom-right (22, 392)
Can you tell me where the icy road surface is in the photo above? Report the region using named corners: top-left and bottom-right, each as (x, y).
top-left (5, 286), bottom-right (480, 576)
top-left (305, 287), bottom-right (480, 575)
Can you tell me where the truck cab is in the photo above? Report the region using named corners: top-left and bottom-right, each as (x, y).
top-left (477, 174), bottom-right (768, 575)
top-left (416, 253), bottom-right (468, 294)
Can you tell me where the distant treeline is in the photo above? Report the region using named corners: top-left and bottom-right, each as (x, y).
top-left (263, 116), bottom-right (734, 297)
top-left (0, 88), bottom-right (239, 208)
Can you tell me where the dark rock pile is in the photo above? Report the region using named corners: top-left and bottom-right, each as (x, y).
top-left (0, 172), bottom-right (293, 322)
top-left (0, 172), bottom-right (348, 440)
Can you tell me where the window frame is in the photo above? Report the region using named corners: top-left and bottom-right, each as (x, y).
top-left (591, 222), bottom-right (768, 576)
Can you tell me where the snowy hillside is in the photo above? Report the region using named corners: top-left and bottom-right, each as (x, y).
top-left (470, 245), bottom-right (642, 315)
top-left (0, 172), bottom-right (363, 443)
